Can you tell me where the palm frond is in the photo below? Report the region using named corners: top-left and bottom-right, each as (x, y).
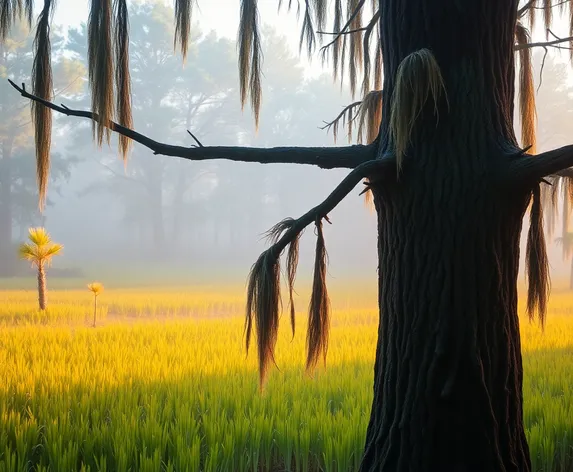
top-left (18, 227), bottom-right (62, 266)
top-left (18, 242), bottom-right (39, 263)
top-left (44, 243), bottom-right (63, 258)
top-left (88, 282), bottom-right (105, 294)
top-left (28, 227), bottom-right (51, 246)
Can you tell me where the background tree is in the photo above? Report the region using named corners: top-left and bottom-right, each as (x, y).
top-left (87, 282), bottom-right (104, 327)
top-left (0, 18), bottom-right (83, 276)
top-left (64, 3), bottom-right (244, 257)
top-left (7, 0), bottom-right (573, 470)
top-left (18, 227), bottom-right (63, 310)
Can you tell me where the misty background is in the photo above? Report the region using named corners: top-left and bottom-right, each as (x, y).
top-left (1, 1), bottom-right (573, 285)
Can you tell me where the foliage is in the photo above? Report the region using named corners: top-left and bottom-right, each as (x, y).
top-left (17, 227), bottom-right (63, 268)
top-left (87, 281), bottom-right (104, 295)
top-left (0, 18), bottom-right (82, 274)
top-left (0, 286), bottom-right (572, 470)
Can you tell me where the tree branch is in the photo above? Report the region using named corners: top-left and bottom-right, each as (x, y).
top-left (515, 35), bottom-right (573, 51)
top-left (518, 0), bottom-right (571, 17)
top-left (517, 1), bottom-right (534, 17)
top-left (508, 145), bottom-right (573, 182)
top-left (264, 156), bottom-right (395, 257)
top-left (8, 80), bottom-right (374, 170)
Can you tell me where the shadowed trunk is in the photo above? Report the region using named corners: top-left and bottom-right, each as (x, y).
top-left (361, 0), bottom-right (533, 470)
top-left (37, 262), bottom-right (47, 311)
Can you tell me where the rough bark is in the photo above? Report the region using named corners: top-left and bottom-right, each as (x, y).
top-left (360, 0), bottom-right (533, 470)
top-left (37, 262), bottom-right (47, 311)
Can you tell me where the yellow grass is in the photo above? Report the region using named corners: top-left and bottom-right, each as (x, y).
top-left (0, 283), bottom-right (572, 470)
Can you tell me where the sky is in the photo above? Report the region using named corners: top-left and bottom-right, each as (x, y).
top-left (44, 0), bottom-right (573, 80)
top-left (48, 0), bottom-right (329, 78)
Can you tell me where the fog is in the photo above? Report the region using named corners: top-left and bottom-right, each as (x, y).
top-left (2, 2), bottom-right (573, 285)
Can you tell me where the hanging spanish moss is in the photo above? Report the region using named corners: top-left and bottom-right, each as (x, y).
top-left (526, 184), bottom-right (549, 327)
top-left (31, 0), bottom-right (54, 211)
top-left (88, 0), bottom-right (114, 146)
top-left (238, 0), bottom-right (262, 127)
top-left (299, 2), bottom-right (315, 57)
top-left (389, 49), bottom-right (447, 175)
top-left (264, 217), bottom-right (301, 337)
top-left (174, 0), bottom-right (193, 61)
top-left (357, 89), bottom-right (382, 145)
top-left (306, 219), bottom-right (330, 372)
top-left (245, 249), bottom-right (281, 389)
top-left (515, 23), bottom-right (537, 154)
top-left (1, 0), bottom-right (13, 39)
top-left (347, 0), bottom-right (363, 98)
top-left (286, 229), bottom-right (301, 337)
top-left (324, 0), bottom-right (341, 80)
top-left (25, 0), bottom-right (33, 26)
top-left (113, 0), bottom-right (132, 162)
top-left (360, 9), bottom-right (380, 97)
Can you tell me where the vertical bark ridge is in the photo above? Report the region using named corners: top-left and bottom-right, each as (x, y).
top-left (361, 1), bottom-right (531, 465)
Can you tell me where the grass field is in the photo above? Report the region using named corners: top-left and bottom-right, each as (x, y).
top-left (0, 280), bottom-right (572, 471)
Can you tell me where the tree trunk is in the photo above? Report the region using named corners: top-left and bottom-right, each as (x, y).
top-left (93, 295), bottom-right (97, 327)
top-left (361, 1), bottom-right (532, 470)
top-left (37, 263), bottom-right (47, 311)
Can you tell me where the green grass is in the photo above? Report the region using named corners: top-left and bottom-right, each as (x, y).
top-left (0, 283), bottom-right (572, 471)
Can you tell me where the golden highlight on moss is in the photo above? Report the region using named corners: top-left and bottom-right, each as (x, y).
top-left (526, 184), bottom-right (550, 328)
top-left (88, 0), bottom-right (115, 147)
top-left (0, 0), bottom-right (34, 38)
top-left (238, 0), bottom-right (263, 128)
top-left (174, 0), bottom-right (193, 61)
top-left (306, 219), bottom-right (331, 372)
top-left (31, 0), bottom-right (54, 211)
top-left (388, 48), bottom-right (447, 175)
top-left (515, 23), bottom-right (537, 154)
top-left (113, 0), bottom-right (132, 162)
top-left (245, 250), bottom-right (281, 389)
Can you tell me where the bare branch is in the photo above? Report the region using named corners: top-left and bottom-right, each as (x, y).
top-left (9, 79), bottom-right (374, 170)
top-left (319, 0), bottom-right (367, 54)
top-left (518, 0), bottom-right (571, 17)
top-left (515, 35), bottom-right (573, 51)
top-left (316, 27), bottom-right (367, 36)
top-left (265, 157), bottom-right (394, 256)
top-left (245, 155), bottom-right (395, 386)
top-left (517, 1), bottom-right (534, 18)
top-left (508, 144), bottom-right (573, 183)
